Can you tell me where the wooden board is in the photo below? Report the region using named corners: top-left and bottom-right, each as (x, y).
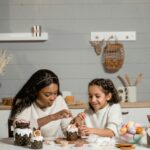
top-left (116, 143), bottom-right (135, 150)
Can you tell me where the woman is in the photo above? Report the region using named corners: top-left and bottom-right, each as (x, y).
top-left (9, 69), bottom-right (72, 137)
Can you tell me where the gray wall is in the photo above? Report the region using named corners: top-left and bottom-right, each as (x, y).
top-left (0, 0), bottom-right (150, 102)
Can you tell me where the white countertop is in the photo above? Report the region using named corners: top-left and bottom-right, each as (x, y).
top-left (0, 137), bottom-right (149, 150)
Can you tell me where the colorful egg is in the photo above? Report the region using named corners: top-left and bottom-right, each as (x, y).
top-left (120, 127), bottom-right (127, 135)
top-left (127, 121), bottom-right (134, 128)
top-left (123, 133), bottom-right (134, 141)
top-left (120, 121), bottom-right (145, 144)
top-left (128, 126), bottom-right (136, 134)
top-left (136, 127), bottom-right (143, 134)
top-left (121, 122), bottom-right (126, 127)
top-left (135, 123), bottom-right (142, 128)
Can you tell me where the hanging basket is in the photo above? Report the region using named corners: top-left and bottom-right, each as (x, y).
top-left (102, 41), bottom-right (124, 72)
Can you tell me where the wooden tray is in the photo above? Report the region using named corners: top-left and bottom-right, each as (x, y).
top-left (116, 143), bottom-right (135, 150)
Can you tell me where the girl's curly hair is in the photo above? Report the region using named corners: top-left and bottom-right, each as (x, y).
top-left (88, 78), bottom-right (121, 109)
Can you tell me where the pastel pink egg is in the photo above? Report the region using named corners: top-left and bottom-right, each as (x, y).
top-left (134, 123), bottom-right (142, 128)
top-left (123, 133), bottom-right (134, 141)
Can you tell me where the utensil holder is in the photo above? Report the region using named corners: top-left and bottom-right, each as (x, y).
top-left (117, 86), bottom-right (136, 102)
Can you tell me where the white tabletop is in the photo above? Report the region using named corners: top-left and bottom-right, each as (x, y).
top-left (0, 138), bottom-right (149, 150)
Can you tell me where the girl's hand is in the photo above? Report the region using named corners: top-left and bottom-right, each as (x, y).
top-left (71, 112), bottom-right (86, 127)
top-left (77, 112), bottom-right (86, 120)
top-left (78, 125), bottom-right (93, 135)
top-left (54, 109), bottom-right (72, 119)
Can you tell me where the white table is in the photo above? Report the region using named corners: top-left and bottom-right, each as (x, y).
top-left (0, 138), bottom-right (149, 150)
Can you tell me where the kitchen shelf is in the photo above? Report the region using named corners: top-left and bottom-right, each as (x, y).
top-left (0, 32), bottom-right (48, 41)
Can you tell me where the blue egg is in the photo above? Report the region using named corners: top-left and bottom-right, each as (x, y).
top-left (128, 126), bottom-right (136, 134)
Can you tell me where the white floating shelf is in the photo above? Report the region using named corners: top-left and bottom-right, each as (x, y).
top-left (91, 31), bottom-right (136, 41)
top-left (0, 32), bottom-right (48, 41)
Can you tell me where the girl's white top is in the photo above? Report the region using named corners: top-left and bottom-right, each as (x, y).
top-left (84, 104), bottom-right (123, 137)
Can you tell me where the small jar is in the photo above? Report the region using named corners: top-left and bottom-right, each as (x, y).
top-left (31, 136), bottom-right (43, 149)
top-left (14, 120), bottom-right (32, 146)
top-left (30, 128), bottom-right (43, 149)
top-left (66, 124), bottom-right (79, 141)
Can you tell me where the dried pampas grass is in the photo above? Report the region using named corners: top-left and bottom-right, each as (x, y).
top-left (0, 49), bottom-right (12, 75)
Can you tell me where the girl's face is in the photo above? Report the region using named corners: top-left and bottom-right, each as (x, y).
top-left (88, 85), bottom-right (112, 112)
top-left (36, 83), bottom-right (58, 108)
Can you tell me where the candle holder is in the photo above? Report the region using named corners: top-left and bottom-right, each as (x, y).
top-left (32, 25), bottom-right (42, 37)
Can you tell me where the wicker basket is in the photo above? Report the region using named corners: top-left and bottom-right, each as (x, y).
top-left (102, 41), bottom-right (124, 72)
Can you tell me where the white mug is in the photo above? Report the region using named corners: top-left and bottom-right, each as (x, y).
top-left (117, 86), bottom-right (136, 102)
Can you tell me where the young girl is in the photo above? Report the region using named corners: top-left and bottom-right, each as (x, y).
top-left (74, 78), bottom-right (122, 137)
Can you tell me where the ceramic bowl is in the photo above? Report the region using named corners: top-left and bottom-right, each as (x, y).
top-left (120, 133), bottom-right (143, 144)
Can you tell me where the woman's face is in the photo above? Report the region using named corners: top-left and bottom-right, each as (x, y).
top-left (36, 83), bottom-right (58, 108)
top-left (88, 85), bottom-right (111, 112)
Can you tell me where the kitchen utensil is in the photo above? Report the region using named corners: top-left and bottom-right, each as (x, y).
top-left (117, 75), bottom-right (128, 87)
top-left (124, 74), bottom-right (131, 86)
top-left (135, 73), bottom-right (142, 86)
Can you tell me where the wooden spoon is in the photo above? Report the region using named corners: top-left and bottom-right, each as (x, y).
top-left (124, 74), bottom-right (131, 86)
top-left (135, 73), bottom-right (142, 86)
top-left (117, 75), bottom-right (128, 87)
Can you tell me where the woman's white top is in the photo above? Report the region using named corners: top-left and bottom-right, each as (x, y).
top-left (84, 103), bottom-right (123, 136)
top-left (15, 95), bottom-right (72, 137)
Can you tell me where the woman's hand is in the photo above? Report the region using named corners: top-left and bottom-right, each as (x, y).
top-left (54, 109), bottom-right (72, 120)
top-left (37, 109), bottom-right (72, 127)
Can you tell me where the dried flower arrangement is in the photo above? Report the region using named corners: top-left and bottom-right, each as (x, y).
top-left (0, 49), bottom-right (12, 75)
